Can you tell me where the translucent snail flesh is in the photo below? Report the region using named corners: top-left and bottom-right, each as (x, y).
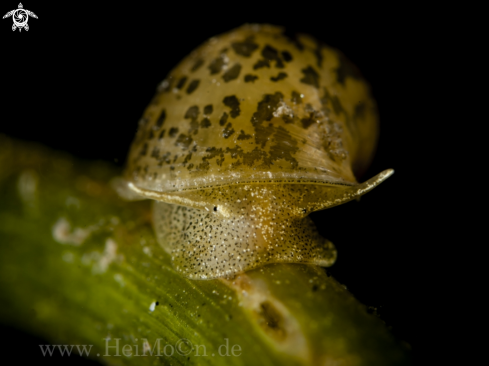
top-left (122, 24), bottom-right (393, 280)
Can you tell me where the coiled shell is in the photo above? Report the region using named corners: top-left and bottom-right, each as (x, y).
top-left (123, 24), bottom-right (393, 279)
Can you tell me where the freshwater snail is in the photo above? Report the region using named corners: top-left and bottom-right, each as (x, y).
top-left (122, 24), bottom-right (393, 280)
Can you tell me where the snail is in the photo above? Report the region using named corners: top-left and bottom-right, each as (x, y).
top-left (121, 24), bottom-right (393, 280)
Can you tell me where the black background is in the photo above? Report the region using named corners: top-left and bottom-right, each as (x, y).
top-left (0, 2), bottom-right (440, 364)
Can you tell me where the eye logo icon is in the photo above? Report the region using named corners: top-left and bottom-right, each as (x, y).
top-left (3, 3), bottom-right (37, 32)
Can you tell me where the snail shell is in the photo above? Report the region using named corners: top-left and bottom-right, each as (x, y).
top-left (123, 24), bottom-right (393, 280)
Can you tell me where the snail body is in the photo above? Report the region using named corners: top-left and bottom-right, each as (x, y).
top-left (123, 24), bottom-right (393, 279)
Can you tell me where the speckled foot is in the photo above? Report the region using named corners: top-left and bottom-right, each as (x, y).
top-left (153, 201), bottom-right (337, 280)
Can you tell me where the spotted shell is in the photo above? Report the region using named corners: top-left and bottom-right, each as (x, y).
top-left (123, 24), bottom-right (393, 279)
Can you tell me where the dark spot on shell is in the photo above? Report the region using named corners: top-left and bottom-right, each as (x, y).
top-left (322, 89), bottom-right (345, 116)
top-left (281, 51), bottom-right (293, 62)
top-left (169, 127), bottom-right (179, 138)
top-left (202, 147), bottom-right (224, 163)
top-left (253, 59), bottom-right (269, 70)
top-left (226, 145), bottom-right (267, 167)
top-left (183, 153), bottom-right (192, 164)
top-left (223, 96), bottom-right (241, 118)
top-left (237, 130), bottom-right (252, 140)
top-left (155, 109), bottom-right (166, 128)
top-left (213, 206), bottom-right (218, 212)
top-left (300, 66), bottom-right (320, 88)
top-left (196, 160), bottom-right (210, 172)
top-left (157, 152), bottom-right (171, 167)
top-left (312, 285), bottom-right (318, 292)
top-left (175, 134), bottom-right (193, 150)
top-left (200, 118), bottom-right (211, 128)
top-left (222, 123), bottom-right (235, 138)
top-left (267, 126), bottom-right (299, 167)
top-left (354, 101), bottom-right (366, 120)
top-left (319, 89), bottom-right (329, 110)
top-left (185, 106), bottom-right (200, 135)
top-left (252, 92), bottom-right (283, 124)
top-left (226, 145), bottom-right (242, 159)
top-left (187, 163), bottom-right (194, 170)
top-left (251, 92), bottom-right (284, 148)
top-left (139, 143), bottom-right (148, 156)
top-left (301, 115), bottom-right (316, 129)
top-left (158, 130), bottom-right (166, 140)
top-left (208, 55), bottom-right (227, 75)
top-left (190, 58), bottom-right (204, 72)
top-left (151, 147), bottom-right (160, 159)
top-left (262, 45), bottom-right (284, 68)
top-left (270, 72), bottom-right (287, 82)
top-left (184, 106), bottom-right (199, 120)
top-left (176, 76), bottom-right (187, 90)
top-left (222, 63), bottom-right (241, 82)
top-left (291, 91), bottom-right (302, 104)
top-left (148, 130), bottom-right (155, 139)
top-left (244, 74), bottom-right (258, 83)
top-left (261, 128), bottom-right (283, 155)
top-left (204, 104), bottom-right (213, 115)
top-left (335, 54), bottom-right (362, 85)
top-left (219, 112), bottom-right (229, 126)
top-left (231, 37), bottom-right (259, 57)
top-left (186, 79), bottom-right (200, 94)
top-left (216, 157), bottom-right (225, 167)
top-left (282, 115), bottom-right (296, 124)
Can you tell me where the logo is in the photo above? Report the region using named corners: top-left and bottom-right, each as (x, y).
top-left (3, 3), bottom-right (37, 31)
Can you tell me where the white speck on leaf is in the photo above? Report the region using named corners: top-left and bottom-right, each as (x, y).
top-left (142, 246), bottom-right (152, 256)
top-left (52, 217), bottom-right (95, 246)
top-left (97, 239), bottom-right (118, 273)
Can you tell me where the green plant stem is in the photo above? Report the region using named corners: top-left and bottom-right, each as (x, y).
top-left (0, 135), bottom-right (410, 365)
